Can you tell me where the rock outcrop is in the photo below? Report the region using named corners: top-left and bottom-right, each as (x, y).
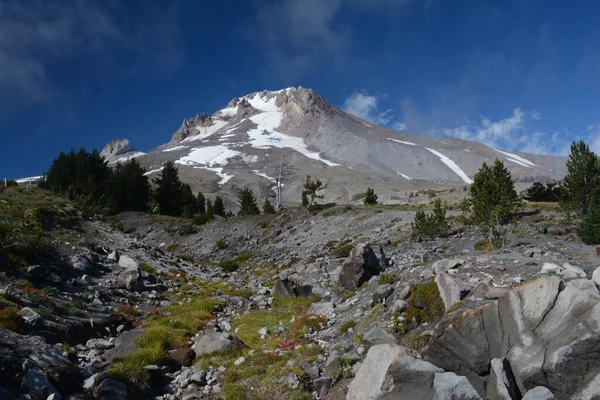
top-left (339, 243), bottom-right (384, 291)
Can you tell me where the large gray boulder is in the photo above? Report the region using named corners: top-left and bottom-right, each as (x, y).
top-left (118, 254), bottom-right (139, 269)
top-left (347, 344), bottom-right (437, 400)
top-left (274, 260), bottom-right (330, 298)
top-left (72, 256), bottom-right (93, 274)
top-left (434, 272), bottom-right (461, 311)
top-left (116, 266), bottom-right (144, 292)
top-left (21, 366), bottom-right (57, 400)
top-left (432, 372), bottom-right (481, 400)
top-left (522, 386), bottom-right (554, 400)
top-left (93, 378), bottom-right (128, 400)
top-left (194, 332), bottom-right (245, 357)
top-left (339, 243), bottom-right (383, 291)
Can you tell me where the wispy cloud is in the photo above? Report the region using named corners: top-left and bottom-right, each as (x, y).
top-left (343, 90), bottom-right (405, 130)
top-left (0, 0), bottom-right (182, 105)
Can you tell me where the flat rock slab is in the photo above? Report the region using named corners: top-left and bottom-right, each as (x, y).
top-left (103, 327), bottom-right (145, 363)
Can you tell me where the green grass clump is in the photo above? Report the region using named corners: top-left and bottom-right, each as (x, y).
top-left (216, 238), bottom-right (229, 249)
top-left (333, 241), bottom-right (353, 258)
top-left (116, 305), bottom-right (141, 317)
top-left (339, 320), bottom-right (356, 335)
top-left (109, 297), bottom-right (219, 386)
top-left (330, 357), bottom-right (359, 380)
top-left (377, 273), bottom-right (397, 285)
top-left (234, 251), bottom-right (254, 263)
top-left (404, 280), bottom-right (444, 324)
top-left (0, 307), bottom-right (24, 333)
top-left (400, 334), bottom-right (430, 350)
top-left (138, 261), bottom-right (157, 275)
top-left (219, 259), bottom-right (240, 273)
top-left (166, 243), bottom-right (181, 253)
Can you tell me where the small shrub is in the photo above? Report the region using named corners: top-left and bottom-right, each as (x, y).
top-left (364, 188), bottom-right (378, 205)
top-left (219, 259), bottom-right (240, 273)
top-left (166, 243), bottom-right (181, 253)
top-left (234, 251), bottom-right (254, 263)
top-left (330, 357), bottom-right (359, 380)
top-left (216, 238), bottom-right (229, 249)
top-left (411, 199), bottom-right (449, 239)
top-left (334, 243), bottom-right (353, 258)
top-left (139, 261), bottom-right (157, 275)
top-left (400, 334), bottom-right (430, 350)
top-left (192, 214), bottom-right (210, 225)
top-left (388, 313), bottom-right (406, 335)
top-left (117, 305), bottom-right (141, 317)
top-left (577, 207), bottom-right (600, 245)
top-left (0, 307), bottom-right (24, 333)
top-left (339, 320), bottom-right (356, 335)
top-left (404, 280), bottom-right (444, 324)
top-left (377, 273), bottom-right (397, 285)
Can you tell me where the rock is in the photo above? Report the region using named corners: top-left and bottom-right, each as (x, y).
top-left (314, 377), bottom-right (331, 398)
top-left (308, 302), bottom-right (335, 319)
top-left (29, 348), bottom-right (70, 369)
top-left (486, 358), bottom-right (521, 400)
top-left (431, 259), bottom-right (464, 274)
top-left (522, 386), bottom-right (555, 400)
top-left (373, 284), bottom-right (394, 304)
top-left (274, 261), bottom-right (329, 298)
top-left (257, 327), bottom-right (268, 336)
top-left (47, 393), bottom-right (62, 400)
top-left (104, 328), bottom-right (145, 363)
top-left (191, 370), bottom-right (207, 385)
top-left (338, 244), bottom-right (383, 291)
top-left (45, 273), bottom-right (62, 284)
top-left (27, 265), bottom-right (51, 280)
top-left (45, 366), bottom-right (83, 397)
top-left (108, 250), bottom-right (119, 262)
top-left (21, 366), bottom-right (57, 399)
top-left (398, 285), bottom-right (411, 300)
top-left (169, 347), bottom-right (195, 367)
top-left (363, 327), bottom-right (396, 346)
top-left (117, 254), bottom-right (138, 269)
top-left (287, 373), bottom-right (300, 389)
top-left (86, 339), bottom-right (115, 351)
top-left (540, 263), bottom-right (560, 274)
top-left (21, 307), bottom-right (43, 328)
top-left (392, 300), bottom-right (407, 313)
top-left (347, 344), bottom-right (428, 400)
top-left (234, 357), bottom-right (245, 366)
top-left (116, 266), bottom-right (144, 292)
top-left (80, 275), bottom-right (93, 285)
top-left (194, 332), bottom-right (245, 357)
top-left (485, 287), bottom-right (510, 299)
top-left (93, 378), bottom-right (128, 400)
top-left (72, 256), bottom-right (93, 274)
top-left (420, 269), bottom-right (435, 280)
top-left (433, 372), bottom-right (481, 400)
top-left (592, 267), bottom-right (600, 287)
top-left (435, 272), bottom-right (461, 310)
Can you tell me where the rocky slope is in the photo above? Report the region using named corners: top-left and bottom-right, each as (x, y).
top-left (103, 87), bottom-right (567, 207)
top-left (100, 139), bottom-right (145, 164)
top-left (2, 187), bottom-right (599, 399)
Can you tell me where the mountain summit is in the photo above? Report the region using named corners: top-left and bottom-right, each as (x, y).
top-left (104, 87), bottom-right (567, 205)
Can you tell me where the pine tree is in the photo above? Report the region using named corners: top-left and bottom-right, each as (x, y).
top-left (181, 184), bottom-right (198, 218)
top-left (238, 187), bottom-right (260, 215)
top-left (411, 199), bottom-right (448, 239)
top-left (302, 175), bottom-right (325, 208)
top-left (153, 161), bottom-right (184, 216)
top-left (213, 196), bottom-right (225, 217)
top-left (206, 199), bottom-right (213, 220)
top-left (364, 187), bottom-right (378, 205)
top-left (105, 159), bottom-right (150, 214)
top-left (524, 182), bottom-right (560, 202)
top-left (469, 159), bottom-right (520, 224)
top-left (263, 198), bottom-right (276, 214)
top-left (197, 192), bottom-right (206, 214)
top-left (559, 140), bottom-right (600, 217)
top-left (577, 207), bottom-right (600, 245)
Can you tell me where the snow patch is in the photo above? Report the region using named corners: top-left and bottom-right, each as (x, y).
top-left (143, 167), bottom-right (164, 176)
top-left (182, 119), bottom-right (229, 142)
top-left (219, 106), bottom-right (238, 117)
top-left (504, 158), bottom-right (531, 168)
top-left (425, 148), bottom-right (473, 184)
top-left (110, 151), bottom-right (145, 164)
top-left (396, 172), bottom-right (412, 180)
top-left (176, 145), bottom-right (241, 166)
top-left (252, 170), bottom-right (276, 183)
top-left (163, 146), bottom-right (188, 152)
top-left (495, 149), bottom-right (536, 167)
top-left (193, 166), bottom-right (233, 186)
top-left (387, 138), bottom-right (416, 146)
top-left (247, 112), bottom-right (339, 166)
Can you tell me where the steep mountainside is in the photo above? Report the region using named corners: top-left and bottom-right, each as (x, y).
top-left (105, 87), bottom-right (567, 205)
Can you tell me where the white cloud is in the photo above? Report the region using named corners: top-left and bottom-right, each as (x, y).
top-left (343, 90), bottom-right (406, 130)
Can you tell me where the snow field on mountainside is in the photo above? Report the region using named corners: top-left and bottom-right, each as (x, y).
top-left (495, 149), bottom-right (536, 167)
top-left (425, 148), bottom-right (473, 184)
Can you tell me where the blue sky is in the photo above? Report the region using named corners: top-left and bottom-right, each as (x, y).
top-left (2, 0), bottom-right (600, 178)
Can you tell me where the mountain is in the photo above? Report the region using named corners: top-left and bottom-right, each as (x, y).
top-left (100, 139), bottom-right (145, 164)
top-left (105, 87), bottom-right (567, 205)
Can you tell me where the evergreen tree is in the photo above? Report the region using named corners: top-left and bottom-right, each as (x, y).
top-left (524, 182), bottom-right (560, 202)
top-left (153, 161), bottom-right (184, 216)
top-left (263, 198), bottom-right (276, 214)
top-left (468, 159), bottom-right (520, 224)
top-left (238, 187), bottom-right (260, 215)
top-left (213, 196), bottom-right (225, 217)
top-left (411, 199), bottom-right (449, 239)
top-left (197, 192), bottom-right (206, 214)
top-left (181, 184), bottom-right (198, 218)
top-left (105, 159), bottom-right (150, 214)
top-left (364, 187), bottom-right (378, 205)
top-left (577, 207), bottom-right (600, 245)
top-left (559, 140), bottom-right (600, 217)
top-left (302, 175), bottom-right (325, 208)
top-left (206, 198), bottom-right (213, 220)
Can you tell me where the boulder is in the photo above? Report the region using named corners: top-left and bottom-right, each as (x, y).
top-left (108, 249), bottom-right (119, 262)
top-left (29, 348), bottom-right (70, 369)
top-left (432, 372), bottom-right (481, 400)
top-left (93, 378), bottom-right (128, 400)
top-left (347, 344), bottom-right (432, 400)
top-left (116, 266), bottom-right (144, 292)
top-left (339, 244), bottom-right (383, 291)
top-left (308, 302), bottom-right (335, 319)
top-left (486, 358), bottom-right (522, 400)
top-left (435, 272), bottom-right (461, 310)
top-left (275, 261), bottom-right (329, 298)
top-left (592, 267), bottom-right (600, 287)
top-left (86, 339), bottom-right (115, 351)
top-left (118, 254), bottom-right (138, 269)
top-left (194, 332), bottom-right (245, 357)
top-left (373, 284), bottom-right (394, 304)
top-left (21, 307), bottom-right (43, 328)
top-left (363, 327), bottom-right (396, 347)
top-left (431, 259), bottom-right (464, 274)
top-left (522, 386), bottom-right (554, 400)
top-left (72, 256), bottom-right (93, 274)
top-left (21, 366), bottom-right (57, 400)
